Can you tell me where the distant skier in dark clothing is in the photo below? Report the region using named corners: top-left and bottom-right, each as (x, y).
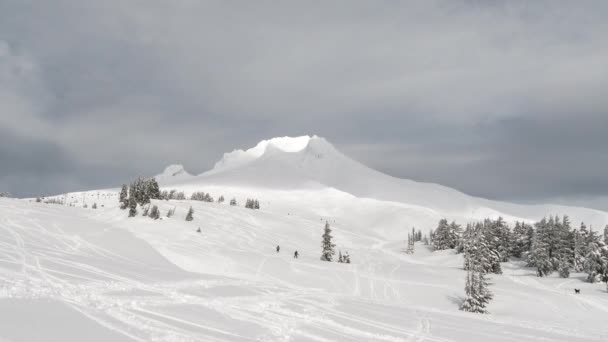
top-left (276, 245), bottom-right (280, 253)
top-left (294, 250), bottom-right (299, 259)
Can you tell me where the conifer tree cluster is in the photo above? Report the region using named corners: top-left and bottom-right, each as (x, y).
top-left (229, 198), bottom-right (237, 206)
top-left (432, 219), bottom-right (462, 250)
top-left (119, 177), bottom-right (161, 213)
top-left (337, 250), bottom-right (351, 263)
top-left (437, 214), bottom-right (608, 284)
top-left (191, 192), bottom-right (214, 202)
top-left (245, 198), bottom-right (260, 209)
top-left (218, 195), bottom-right (225, 203)
top-left (405, 232), bottom-right (415, 254)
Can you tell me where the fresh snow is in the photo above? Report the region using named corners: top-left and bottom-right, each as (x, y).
top-left (2, 136), bottom-right (608, 341)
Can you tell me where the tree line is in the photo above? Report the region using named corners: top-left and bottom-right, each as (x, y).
top-left (428, 216), bottom-right (608, 314)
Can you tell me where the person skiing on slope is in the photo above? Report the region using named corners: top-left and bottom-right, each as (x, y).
top-left (276, 245), bottom-right (280, 253)
top-left (294, 250), bottom-right (299, 259)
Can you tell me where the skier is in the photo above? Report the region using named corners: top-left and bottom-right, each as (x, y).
top-left (276, 245), bottom-right (280, 253)
top-left (294, 250), bottom-right (299, 259)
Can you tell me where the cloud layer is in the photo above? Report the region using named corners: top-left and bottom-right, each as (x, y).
top-left (1, 1), bottom-right (607, 208)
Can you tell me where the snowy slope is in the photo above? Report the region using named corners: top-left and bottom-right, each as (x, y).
top-left (160, 135), bottom-right (608, 229)
top-left (1, 194), bottom-right (607, 342)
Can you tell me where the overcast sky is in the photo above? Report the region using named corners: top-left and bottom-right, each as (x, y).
top-left (1, 1), bottom-right (607, 209)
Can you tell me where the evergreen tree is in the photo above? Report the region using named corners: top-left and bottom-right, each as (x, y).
top-left (185, 206), bottom-right (194, 221)
top-left (531, 218), bottom-right (553, 276)
top-left (338, 251), bottom-right (344, 263)
top-left (460, 246), bottom-right (493, 314)
top-left (584, 239), bottom-right (608, 283)
top-left (493, 217), bottom-right (512, 262)
top-left (558, 257), bottom-right (570, 278)
top-left (218, 195), bottom-right (225, 203)
top-left (432, 219), bottom-right (452, 250)
top-left (92, 203), bottom-right (97, 209)
top-left (463, 222), bottom-right (501, 274)
top-left (511, 221), bottom-right (531, 258)
top-left (166, 206), bottom-right (175, 218)
top-left (320, 221), bottom-right (336, 261)
top-left (128, 196), bottom-right (137, 217)
top-left (405, 233), bottom-right (415, 254)
top-left (148, 178), bottom-right (161, 199)
top-left (119, 184), bottom-right (128, 209)
top-left (573, 228), bottom-right (586, 272)
top-left (555, 216), bottom-right (574, 277)
top-left (149, 205), bottom-right (160, 220)
top-left (230, 198), bottom-right (237, 206)
top-left (604, 225), bottom-right (608, 246)
top-left (344, 251), bottom-right (351, 263)
top-left (449, 221), bottom-right (463, 250)
top-left (142, 205), bottom-right (149, 216)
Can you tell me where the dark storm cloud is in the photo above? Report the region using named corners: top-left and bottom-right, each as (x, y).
top-left (0, 1), bottom-right (607, 209)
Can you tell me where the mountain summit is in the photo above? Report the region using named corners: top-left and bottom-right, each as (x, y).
top-left (157, 135), bottom-right (608, 227)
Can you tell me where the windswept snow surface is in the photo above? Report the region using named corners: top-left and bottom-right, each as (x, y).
top-left (3, 136), bottom-right (608, 341)
top-left (1, 193), bottom-right (608, 342)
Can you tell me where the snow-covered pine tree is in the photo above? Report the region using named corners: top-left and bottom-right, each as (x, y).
top-left (218, 195), bottom-right (225, 203)
top-left (573, 228), bottom-right (586, 272)
top-left (405, 233), bottom-right (415, 254)
top-left (463, 222), bottom-right (496, 274)
top-left (460, 245), bottom-right (493, 314)
top-left (432, 219), bottom-right (452, 250)
top-left (558, 257), bottom-right (571, 278)
top-left (142, 205), bottom-right (149, 216)
top-left (338, 251), bottom-right (344, 263)
top-left (230, 198), bottom-right (237, 206)
top-left (555, 215), bottom-right (574, 277)
top-left (147, 178), bottom-right (161, 200)
top-left (185, 206), bottom-right (194, 221)
top-left (604, 225), bottom-right (608, 246)
top-left (344, 251), bottom-right (351, 263)
top-left (149, 205), bottom-right (160, 220)
top-left (320, 221), bottom-right (336, 261)
top-left (128, 196), bottom-right (137, 217)
top-left (166, 206), bottom-right (175, 218)
top-left (494, 217), bottom-right (512, 262)
top-left (584, 239), bottom-right (608, 283)
top-left (449, 221), bottom-right (463, 250)
top-left (511, 221), bottom-right (528, 258)
top-left (531, 217), bottom-right (553, 277)
top-left (119, 184), bottom-right (128, 209)
top-left (92, 203), bottom-right (97, 209)
top-left (254, 199), bottom-right (260, 209)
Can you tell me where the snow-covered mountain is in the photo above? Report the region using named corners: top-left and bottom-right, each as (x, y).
top-left (3, 135), bottom-right (608, 341)
top-left (158, 135), bottom-right (608, 229)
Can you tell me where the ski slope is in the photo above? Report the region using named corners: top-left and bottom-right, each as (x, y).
top-left (1, 192), bottom-right (608, 341)
top-left (2, 135), bottom-right (608, 341)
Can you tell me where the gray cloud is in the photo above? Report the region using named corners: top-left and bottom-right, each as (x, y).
top-left (0, 1), bottom-right (607, 208)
